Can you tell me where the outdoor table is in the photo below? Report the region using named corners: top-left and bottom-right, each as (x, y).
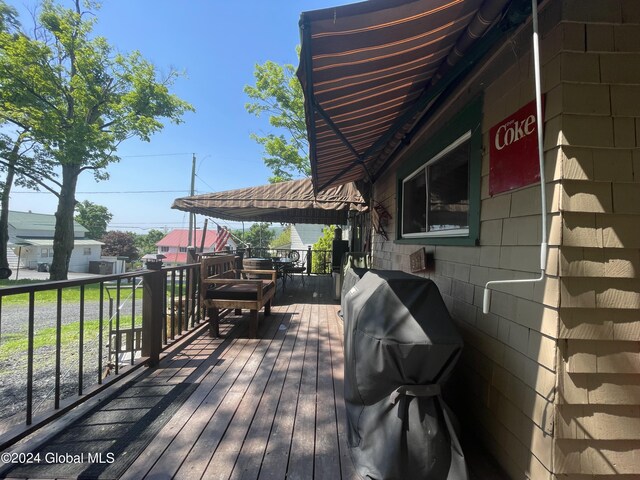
top-left (272, 257), bottom-right (294, 290)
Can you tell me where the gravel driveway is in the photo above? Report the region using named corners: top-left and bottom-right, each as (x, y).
top-left (0, 294), bottom-right (142, 425)
top-left (0, 272), bottom-right (190, 428)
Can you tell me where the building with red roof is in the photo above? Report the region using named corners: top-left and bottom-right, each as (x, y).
top-left (155, 228), bottom-right (236, 265)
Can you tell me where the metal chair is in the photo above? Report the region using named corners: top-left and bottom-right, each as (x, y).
top-left (284, 250), bottom-right (306, 286)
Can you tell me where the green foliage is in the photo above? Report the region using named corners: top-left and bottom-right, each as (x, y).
top-left (134, 229), bottom-right (165, 256)
top-left (0, 1), bottom-right (18, 34)
top-left (0, 136), bottom-right (57, 191)
top-left (244, 55), bottom-right (310, 183)
top-left (0, 0), bottom-right (193, 279)
top-left (245, 223), bottom-right (275, 250)
top-left (0, 3), bottom-right (193, 175)
top-left (271, 225), bottom-right (291, 248)
top-left (312, 225), bottom-right (335, 274)
top-left (101, 230), bottom-right (139, 261)
top-left (74, 200), bottom-right (112, 240)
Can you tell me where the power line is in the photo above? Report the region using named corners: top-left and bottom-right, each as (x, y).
top-left (111, 220), bottom-right (186, 227)
top-left (119, 153), bottom-right (195, 158)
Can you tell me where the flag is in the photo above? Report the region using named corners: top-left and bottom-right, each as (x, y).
top-left (215, 227), bottom-right (231, 252)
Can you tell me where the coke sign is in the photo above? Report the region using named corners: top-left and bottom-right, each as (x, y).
top-left (489, 97), bottom-right (544, 195)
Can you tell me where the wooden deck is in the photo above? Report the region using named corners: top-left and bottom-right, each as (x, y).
top-left (123, 274), bottom-right (355, 480)
top-left (3, 274), bottom-right (509, 480)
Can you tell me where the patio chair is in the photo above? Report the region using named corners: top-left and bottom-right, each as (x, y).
top-left (283, 250), bottom-right (306, 286)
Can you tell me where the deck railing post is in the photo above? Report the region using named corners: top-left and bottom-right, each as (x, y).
top-left (142, 269), bottom-right (164, 367)
top-left (187, 247), bottom-right (197, 326)
top-left (307, 246), bottom-right (312, 276)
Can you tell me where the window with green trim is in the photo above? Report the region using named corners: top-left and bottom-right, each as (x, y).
top-left (396, 97), bottom-right (481, 246)
top-left (402, 131), bottom-right (471, 237)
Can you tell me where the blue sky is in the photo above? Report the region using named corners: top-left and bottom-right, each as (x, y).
top-left (8, 0), bottom-right (353, 233)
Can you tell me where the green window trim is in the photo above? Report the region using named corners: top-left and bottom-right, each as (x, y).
top-left (395, 96), bottom-right (482, 246)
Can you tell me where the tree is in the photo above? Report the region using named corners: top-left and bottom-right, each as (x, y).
top-left (0, 1), bottom-right (18, 32)
top-left (0, 0), bottom-right (193, 280)
top-left (311, 225), bottom-right (335, 274)
top-left (101, 230), bottom-right (138, 261)
top-left (0, 3), bottom-right (57, 273)
top-left (245, 223), bottom-right (274, 251)
top-left (134, 228), bottom-right (165, 256)
top-left (74, 200), bottom-right (112, 240)
top-left (271, 225), bottom-right (291, 248)
top-left (244, 55), bottom-right (310, 183)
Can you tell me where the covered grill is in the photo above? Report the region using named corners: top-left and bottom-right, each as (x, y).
top-left (342, 270), bottom-right (467, 479)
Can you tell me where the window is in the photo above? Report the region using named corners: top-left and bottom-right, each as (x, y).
top-left (160, 246), bottom-right (170, 253)
top-left (402, 132), bottom-right (471, 237)
top-left (41, 248), bottom-right (50, 258)
top-left (83, 247), bottom-right (92, 255)
top-left (179, 247), bottom-right (187, 253)
top-left (396, 97), bottom-right (481, 246)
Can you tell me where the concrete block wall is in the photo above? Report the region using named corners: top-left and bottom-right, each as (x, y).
top-left (370, 0), bottom-right (640, 478)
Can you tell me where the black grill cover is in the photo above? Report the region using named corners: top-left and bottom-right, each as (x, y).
top-left (343, 270), bottom-right (467, 480)
top-left (341, 267), bottom-right (368, 313)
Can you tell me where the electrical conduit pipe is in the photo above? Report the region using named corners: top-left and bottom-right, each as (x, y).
top-left (483, 0), bottom-right (548, 314)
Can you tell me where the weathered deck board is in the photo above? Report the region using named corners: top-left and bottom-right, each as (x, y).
top-left (122, 335), bottom-right (251, 479)
top-left (256, 303), bottom-right (311, 480)
top-left (200, 305), bottom-right (296, 480)
top-left (227, 305), bottom-right (304, 480)
top-left (285, 302), bottom-right (320, 480)
top-left (314, 304), bottom-right (342, 480)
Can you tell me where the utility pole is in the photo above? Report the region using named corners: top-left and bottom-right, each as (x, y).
top-left (188, 153), bottom-right (196, 246)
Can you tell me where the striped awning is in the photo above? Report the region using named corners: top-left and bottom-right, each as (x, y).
top-left (172, 178), bottom-right (368, 225)
top-left (298, 0), bottom-right (526, 192)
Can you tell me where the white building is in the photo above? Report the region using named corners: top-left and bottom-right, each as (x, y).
top-left (8, 211), bottom-right (103, 273)
top-left (289, 224), bottom-right (325, 250)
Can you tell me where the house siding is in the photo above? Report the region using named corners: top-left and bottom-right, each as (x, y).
top-left (552, 1), bottom-right (640, 476)
top-left (68, 247), bottom-right (102, 273)
top-left (290, 224), bottom-right (325, 250)
top-left (370, 1), bottom-right (639, 478)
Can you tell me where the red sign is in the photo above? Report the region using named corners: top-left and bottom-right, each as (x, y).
top-left (489, 98), bottom-right (544, 196)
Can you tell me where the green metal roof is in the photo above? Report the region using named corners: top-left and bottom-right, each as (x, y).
top-left (8, 210), bottom-right (89, 233)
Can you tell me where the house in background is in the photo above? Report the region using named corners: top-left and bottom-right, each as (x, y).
top-left (156, 228), bottom-right (236, 265)
top-left (275, 224), bottom-right (350, 254)
top-left (289, 224), bottom-right (325, 250)
top-left (8, 210), bottom-right (103, 273)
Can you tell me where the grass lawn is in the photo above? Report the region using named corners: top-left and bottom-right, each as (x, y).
top-left (0, 280), bottom-right (145, 306)
top-left (0, 316), bottom-right (143, 362)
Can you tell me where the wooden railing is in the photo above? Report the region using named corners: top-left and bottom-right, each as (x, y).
top-left (0, 246), bottom-right (335, 448)
top-left (0, 262), bottom-right (202, 448)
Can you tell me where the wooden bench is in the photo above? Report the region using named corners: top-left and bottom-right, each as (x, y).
top-left (200, 254), bottom-right (277, 338)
